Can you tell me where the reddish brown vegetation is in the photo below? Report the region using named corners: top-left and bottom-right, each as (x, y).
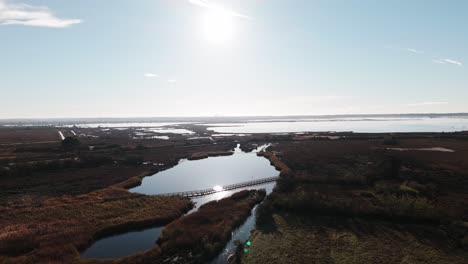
top-left (257, 151), bottom-right (290, 175)
top-left (0, 127), bottom-right (60, 145)
top-left (187, 151), bottom-right (233, 160)
top-left (158, 190), bottom-right (266, 261)
top-left (252, 137), bottom-right (468, 262)
top-left (0, 165), bottom-right (150, 203)
top-left (1, 132), bottom-right (237, 202)
top-left (0, 187), bottom-right (192, 264)
top-left (273, 139), bottom-right (468, 221)
top-left (0, 126), bottom-right (250, 264)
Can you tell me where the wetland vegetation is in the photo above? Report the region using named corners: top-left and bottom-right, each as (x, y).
top-left (1, 122), bottom-right (468, 263)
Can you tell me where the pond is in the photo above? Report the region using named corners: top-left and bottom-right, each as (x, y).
top-left (129, 145), bottom-right (278, 195)
top-left (81, 145), bottom-right (279, 261)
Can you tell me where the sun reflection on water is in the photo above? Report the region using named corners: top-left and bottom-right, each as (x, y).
top-left (213, 185), bottom-right (224, 192)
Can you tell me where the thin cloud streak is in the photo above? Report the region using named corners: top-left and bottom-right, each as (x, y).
top-left (404, 48), bottom-right (424, 54)
top-left (385, 46), bottom-right (424, 54)
top-left (444, 59), bottom-right (463, 66)
top-left (188, 0), bottom-right (251, 19)
top-left (144, 73), bottom-right (159, 78)
top-left (386, 45), bottom-right (464, 68)
top-left (432, 59), bottom-right (446, 64)
top-left (167, 79), bottom-right (177, 83)
top-left (0, 0), bottom-right (81, 28)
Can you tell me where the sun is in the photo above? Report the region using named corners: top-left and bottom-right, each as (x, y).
top-left (201, 9), bottom-right (235, 44)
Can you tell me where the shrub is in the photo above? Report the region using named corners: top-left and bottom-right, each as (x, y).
top-left (255, 198), bottom-right (275, 230)
top-left (122, 156), bottom-right (144, 166)
top-left (159, 190), bottom-right (265, 260)
top-left (274, 174), bottom-right (296, 193)
top-left (62, 137), bottom-right (80, 150)
top-left (379, 194), bottom-right (438, 220)
top-left (399, 181), bottom-right (419, 194)
top-left (383, 135), bottom-right (398, 145)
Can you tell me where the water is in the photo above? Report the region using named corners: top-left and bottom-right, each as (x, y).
top-left (82, 145), bottom-right (279, 260)
top-left (130, 146), bottom-right (278, 195)
top-left (63, 122), bottom-right (193, 128)
top-left (81, 227), bottom-right (163, 259)
top-left (206, 117), bottom-right (468, 133)
top-left (141, 128), bottom-right (195, 134)
top-left (212, 133), bottom-right (251, 137)
top-left (209, 183), bottom-right (275, 264)
top-left (133, 135), bottom-right (170, 140)
top-left (190, 182), bottom-right (275, 213)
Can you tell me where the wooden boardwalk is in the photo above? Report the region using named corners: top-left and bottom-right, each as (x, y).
top-left (157, 176), bottom-right (280, 198)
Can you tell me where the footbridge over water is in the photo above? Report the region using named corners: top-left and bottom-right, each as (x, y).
top-left (156, 176), bottom-right (280, 198)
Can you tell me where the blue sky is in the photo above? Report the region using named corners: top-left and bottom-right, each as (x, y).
top-left (1, 0), bottom-right (467, 118)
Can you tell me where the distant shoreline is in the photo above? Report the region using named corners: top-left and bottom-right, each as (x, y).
top-left (1, 113), bottom-right (468, 125)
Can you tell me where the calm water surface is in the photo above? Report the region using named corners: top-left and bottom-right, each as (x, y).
top-left (81, 227), bottom-right (163, 259)
top-left (66, 122), bottom-right (192, 128)
top-left (206, 117), bottom-right (468, 133)
top-left (130, 145), bottom-right (278, 195)
top-left (82, 145), bottom-right (278, 260)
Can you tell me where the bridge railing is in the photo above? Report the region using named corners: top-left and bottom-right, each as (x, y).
top-left (156, 176), bottom-right (279, 198)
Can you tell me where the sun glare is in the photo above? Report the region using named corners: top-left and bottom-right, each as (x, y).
top-left (213, 185), bottom-right (224, 192)
top-left (201, 9), bottom-right (235, 44)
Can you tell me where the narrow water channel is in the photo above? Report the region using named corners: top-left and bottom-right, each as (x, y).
top-left (209, 182), bottom-right (275, 264)
top-left (81, 227), bottom-right (163, 259)
top-left (81, 145), bottom-right (279, 262)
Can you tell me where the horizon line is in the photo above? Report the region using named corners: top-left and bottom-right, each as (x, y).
top-left (1, 112), bottom-right (468, 121)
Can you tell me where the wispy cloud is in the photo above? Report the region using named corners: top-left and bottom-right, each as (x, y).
top-left (144, 73), bottom-right (159, 78)
top-left (443, 59), bottom-right (463, 67)
top-left (385, 46), bottom-right (424, 54)
top-left (188, 0), bottom-right (250, 19)
top-left (167, 79), bottom-right (177, 83)
top-left (432, 58), bottom-right (463, 67)
top-left (407, 101), bottom-right (449, 107)
top-left (0, 0), bottom-right (81, 28)
top-left (386, 45), bottom-right (464, 68)
top-left (432, 59), bottom-right (446, 64)
top-left (404, 48), bottom-right (424, 54)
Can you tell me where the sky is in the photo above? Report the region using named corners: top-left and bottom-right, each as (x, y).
top-left (1, 0), bottom-right (467, 118)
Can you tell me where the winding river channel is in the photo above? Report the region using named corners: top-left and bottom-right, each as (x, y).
top-left (81, 145), bottom-right (279, 262)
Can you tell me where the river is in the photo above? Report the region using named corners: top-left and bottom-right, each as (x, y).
top-left (81, 145), bottom-right (279, 262)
